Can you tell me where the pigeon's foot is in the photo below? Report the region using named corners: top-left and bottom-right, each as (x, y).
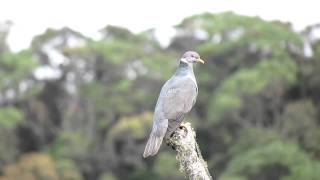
top-left (166, 132), bottom-right (175, 146)
top-left (166, 122), bottom-right (190, 150)
top-left (166, 138), bottom-right (176, 150)
top-left (170, 132), bottom-right (175, 138)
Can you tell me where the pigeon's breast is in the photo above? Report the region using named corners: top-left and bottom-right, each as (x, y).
top-left (153, 71), bottom-right (197, 121)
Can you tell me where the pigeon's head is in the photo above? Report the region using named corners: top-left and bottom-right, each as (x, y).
top-left (180, 51), bottom-right (204, 65)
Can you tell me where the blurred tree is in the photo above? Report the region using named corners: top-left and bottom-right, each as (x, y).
top-left (0, 107), bottom-right (23, 171)
top-left (170, 12), bottom-right (320, 179)
top-left (0, 153), bottom-right (59, 180)
top-left (0, 153), bottom-right (82, 180)
top-left (221, 137), bottom-right (320, 180)
top-left (0, 50), bottom-right (38, 105)
top-left (0, 21), bottom-right (12, 53)
top-left (153, 152), bottom-right (184, 180)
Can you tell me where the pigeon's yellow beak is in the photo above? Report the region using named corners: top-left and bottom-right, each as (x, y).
top-left (196, 58), bottom-right (205, 64)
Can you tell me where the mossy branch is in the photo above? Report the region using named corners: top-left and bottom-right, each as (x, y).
top-left (168, 122), bottom-right (213, 180)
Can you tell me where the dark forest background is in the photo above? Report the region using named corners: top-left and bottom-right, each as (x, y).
top-left (0, 12), bottom-right (320, 180)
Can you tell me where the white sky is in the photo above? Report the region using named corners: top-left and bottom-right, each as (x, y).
top-left (0, 0), bottom-right (319, 52)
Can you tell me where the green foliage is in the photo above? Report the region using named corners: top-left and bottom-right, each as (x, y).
top-left (0, 127), bottom-right (19, 170)
top-left (0, 50), bottom-right (37, 90)
top-left (180, 12), bottom-right (302, 48)
top-left (314, 43), bottom-right (320, 60)
top-left (153, 152), bottom-right (184, 178)
top-left (140, 52), bottom-right (177, 80)
top-left (281, 100), bottom-right (320, 153)
top-left (89, 40), bottom-right (140, 65)
top-left (0, 153), bottom-right (59, 180)
top-left (31, 27), bottom-right (86, 49)
top-left (99, 172), bottom-right (117, 180)
top-left (0, 153), bottom-right (83, 180)
top-left (221, 128), bottom-right (320, 180)
top-left (229, 128), bottom-right (281, 156)
top-left (0, 107), bottom-right (24, 129)
top-left (55, 158), bottom-right (83, 180)
top-left (129, 170), bottom-right (160, 180)
top-left (50, 131), bottom-right (92, 158)
top-left (81, 81), bottom-right (109, 111)
top-left (110, 112), bottom-right (153, 139)
top-left (177, 12), bottom-right (303, 125)
top-left (208, 53), bottom-right (297, 122)
top-left (88, 27), bottom-right (161, 66)
top-left (221, 140), bottom-right (320, 180)
top-left (79, 79), bottom-right (137, 130)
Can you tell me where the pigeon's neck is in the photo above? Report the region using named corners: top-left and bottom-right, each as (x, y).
top-left (175, 61), bottom-right (195, 77)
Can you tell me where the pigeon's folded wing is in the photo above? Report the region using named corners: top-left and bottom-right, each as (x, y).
top-left (162, 79), bottom-right (197, 120)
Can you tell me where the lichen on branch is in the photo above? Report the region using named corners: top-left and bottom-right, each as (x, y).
top-left (168, 122), bottom-right (212, 180)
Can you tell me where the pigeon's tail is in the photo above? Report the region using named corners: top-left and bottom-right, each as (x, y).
top-left (143, 133), bottom-right (163, 158)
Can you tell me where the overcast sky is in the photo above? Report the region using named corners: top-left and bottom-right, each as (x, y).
top-left (1, 0), bottom-right (319, 51)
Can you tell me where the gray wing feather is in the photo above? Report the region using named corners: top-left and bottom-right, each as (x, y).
top-left (163, 78), bottom-right (198, 119)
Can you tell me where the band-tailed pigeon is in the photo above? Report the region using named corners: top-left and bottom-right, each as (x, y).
top-left (143, 51), bottom-right (204, 158)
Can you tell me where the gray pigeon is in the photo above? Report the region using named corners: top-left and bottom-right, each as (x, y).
top-left (143, 51), bottom-right (204, 158)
